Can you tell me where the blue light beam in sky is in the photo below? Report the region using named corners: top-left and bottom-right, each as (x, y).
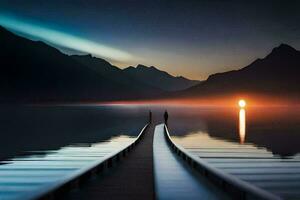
top-left (0, 14), bottom-right (132, 62)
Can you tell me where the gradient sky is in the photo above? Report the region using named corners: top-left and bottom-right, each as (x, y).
top-left (0, 0), bottom-right (300, 80)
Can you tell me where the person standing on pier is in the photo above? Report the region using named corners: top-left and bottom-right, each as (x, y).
top-left (149, 110), bottom-right (152, 123)
top-left (164, 110), bottom-right (169, 125)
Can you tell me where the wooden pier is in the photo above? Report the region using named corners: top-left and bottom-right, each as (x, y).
top-left (0, 125), bottom-right (149, 200)
top-left (66, 122), bottom-right (155, 200)
top-left (153, 124), bottom-right (228, 200)
top-left (163, 124), bottom-right (281, 200)
top-left (170, 127), bottom-right (300, 200)
top-left (1, 120), bottom-right (298, 200)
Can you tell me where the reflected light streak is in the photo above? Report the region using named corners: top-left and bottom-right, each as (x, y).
top-left (239, 108), bottom-right (246, 144)
top-left (0, 14), bottom-right (132, 62)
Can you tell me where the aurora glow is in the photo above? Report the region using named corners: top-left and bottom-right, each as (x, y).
top-left (0, 14), bottom-right (132, 62)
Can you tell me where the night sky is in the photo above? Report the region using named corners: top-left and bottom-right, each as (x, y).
top-left (1, 0), bottom-right (300, 80)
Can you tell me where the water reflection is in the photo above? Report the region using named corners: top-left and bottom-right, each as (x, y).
top-left (167, 106), bottom-right (300, 156)
top-left (0, 135), bottom-right (135, 200)
top-left (239, 108), bottom-right (246, 144)
top-left (0, 105), bottom-right (147, 160)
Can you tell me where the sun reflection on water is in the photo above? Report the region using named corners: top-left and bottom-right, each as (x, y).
top-left (239, 108), bottom-right (246, 144)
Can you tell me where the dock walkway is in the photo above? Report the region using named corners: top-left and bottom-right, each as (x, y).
top-left (1, 119), bottom-right (289, 200)
top-left (67, 122), bottom-right (155, 200)
top-left (0, 124), bottom-right (148, 200)
top-left (174, 131), bottom-right (300, 199)
top-left (153, 124), bottom-right (227, 200)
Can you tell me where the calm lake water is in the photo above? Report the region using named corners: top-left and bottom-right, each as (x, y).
top-left (0, 104), bottom-right (299, 199)
top-left (0, 105), bottom-right (148, 160)
top-left (0, 105), bottom-right (150, 200)
top-left (1, 104), bottom-right (299, 160)
top-left (168, 106), bottom-right (300, 157)
top-left (167, 105), bottom-right (300, 199)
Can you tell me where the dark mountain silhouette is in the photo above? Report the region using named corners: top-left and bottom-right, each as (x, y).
top-left (70, 55), bottom-right (162, 93)
top-left (2, 25), bottom-right (299, 103)
top-left (123, 64), bottom-right (200, 91)
top-left (0, 26), bottom-right (164, 102)
top-left (180, 44), bottom-right (300, 98)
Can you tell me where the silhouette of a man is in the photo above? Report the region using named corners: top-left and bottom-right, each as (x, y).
top-left (164, 110), bottom-right (169, 125)
top-left (149, 110), bottom-right (152, 123)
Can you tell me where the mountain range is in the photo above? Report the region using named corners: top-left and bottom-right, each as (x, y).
top-left (71, 55), bottom-right (200, 92)
top-left (0, 26), bottom-right (197, 102)
top-left (123, 65), bottom-right (200, 91)
top-left (180, 44), bottom-right (300, 99)
top-left (1, 25), bottom-right (300, 103)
